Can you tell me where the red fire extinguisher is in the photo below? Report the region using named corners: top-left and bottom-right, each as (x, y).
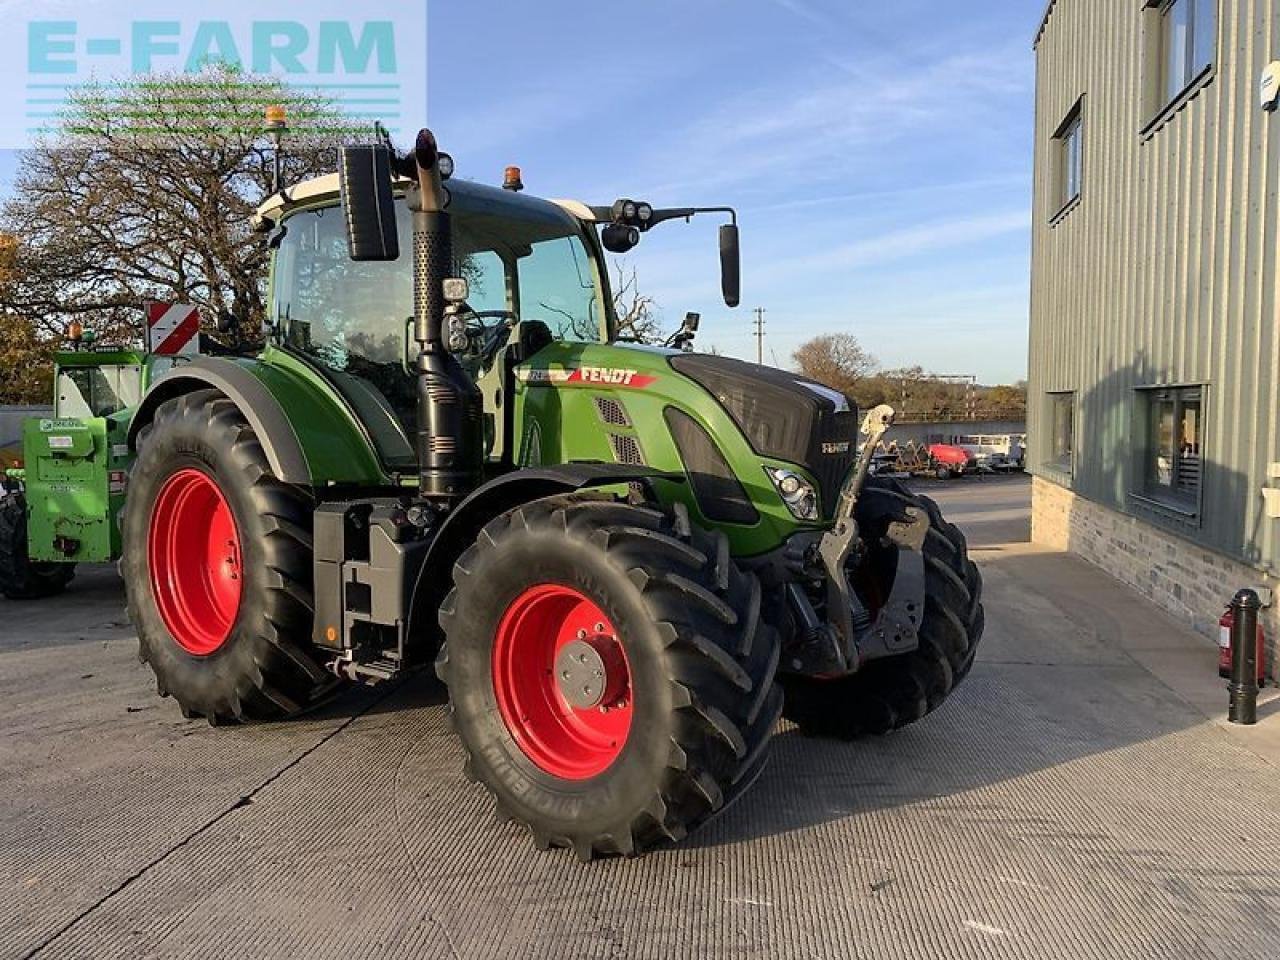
top-left (1219, 606), bottom-right (1267, 682)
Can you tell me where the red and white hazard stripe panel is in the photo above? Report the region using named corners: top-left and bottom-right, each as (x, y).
top-left (146, 303), bottom-right (201, 357)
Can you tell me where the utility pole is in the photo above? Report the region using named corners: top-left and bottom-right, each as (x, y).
top-left (753, 308), bottom-right (766, 365)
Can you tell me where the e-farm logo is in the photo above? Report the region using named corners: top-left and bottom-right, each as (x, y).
top-left (28, 21), bottom-right (398, 77)
top-left (0, 1), bottom-right (427, 149)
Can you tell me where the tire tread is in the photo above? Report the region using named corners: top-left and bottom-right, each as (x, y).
top-left (124, 390), bottom-right (336, 723)
top-left (780, 477), bottom-right (984, 740)
top-left (0, 492), bottom-right (76, 601)
top-left (436, 494), bottom-right (779, 859)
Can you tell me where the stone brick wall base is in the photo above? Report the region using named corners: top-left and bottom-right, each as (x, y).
top-left (1031, 476), bottom-right (1278, 676)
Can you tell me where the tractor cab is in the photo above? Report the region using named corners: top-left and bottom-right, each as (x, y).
top-left (54, 348), bottom-right (145, 421)
top-left (254, 160), bottom-right (740, 479)
top-left (259, 176), bottom-right (616, 470)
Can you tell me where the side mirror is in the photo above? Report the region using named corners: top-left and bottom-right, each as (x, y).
top-left (665, 312), bottom-right (701, 351)
top-left (719, 224), bottom-right (740, 308)
top-left (339, 144), bottom-right (400, 262)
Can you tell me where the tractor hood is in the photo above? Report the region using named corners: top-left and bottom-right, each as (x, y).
top-left (668, 353), bottom-right (860, 519)
top-left (514, 341), bottom-right (862, 554)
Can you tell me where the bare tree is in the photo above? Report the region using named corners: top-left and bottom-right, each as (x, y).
top-left (0, 65), bottom-right (350, 345)
top-left (792, 333), bottom-right (878, 399)
top-left (611, 261), bottom-right (664, 344)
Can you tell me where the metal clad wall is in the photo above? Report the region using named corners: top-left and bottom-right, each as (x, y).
top-left (1030, 0), bottom-right (1280, 570)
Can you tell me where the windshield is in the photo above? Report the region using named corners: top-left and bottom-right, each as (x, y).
top-left (271, 190), bottom-right (608, 371)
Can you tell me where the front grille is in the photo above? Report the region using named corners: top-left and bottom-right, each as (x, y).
top-left (809, 410), bottom-right (860, 520)
top-left (609, 433), bottom-right (645, 466)
top-left (670, 353), bottom-right (860, 522)
top-left (595, 396), bottom-right (631, 427)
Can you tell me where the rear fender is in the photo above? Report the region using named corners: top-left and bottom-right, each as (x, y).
top-left (127, 357), bottom-right (386, 487)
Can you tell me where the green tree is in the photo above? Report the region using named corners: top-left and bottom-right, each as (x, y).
top-left (0, 234), bottom-right (56, 404)
top-left (0, 65), bottom-right (350, 345)
top-left (982, 382), bottom-right (1028, 418)
top-left (0, 318), bottom-right (56, 405)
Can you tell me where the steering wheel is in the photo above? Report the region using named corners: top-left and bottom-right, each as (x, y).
top-left (453, 307), bottom-right (519, 366)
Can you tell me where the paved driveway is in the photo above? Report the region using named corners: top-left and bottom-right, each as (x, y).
top-left (5, 475), bottom-right (1279, 959)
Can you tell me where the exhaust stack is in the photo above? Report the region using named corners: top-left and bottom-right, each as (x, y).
top-left (407, 130), bottom-right (483, 503)
top-left (338, 128), bottom-right (482, 506)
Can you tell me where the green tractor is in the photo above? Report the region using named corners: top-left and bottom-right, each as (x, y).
top-left (1, 129), bottom-right (982, 858)
top-left (1, 343), bottom-right (146, 599)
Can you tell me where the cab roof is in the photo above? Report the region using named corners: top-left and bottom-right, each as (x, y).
top-left (252, 174), bottom-right (598, 229)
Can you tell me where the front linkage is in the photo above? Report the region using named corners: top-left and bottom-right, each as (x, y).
top-left (773, 404), bottom-right (931, 677)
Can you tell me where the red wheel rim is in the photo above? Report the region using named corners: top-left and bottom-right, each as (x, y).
top-left (492, 585), bottom-right (633, 780)
top-left (147, 468), bottom-right (243, 656)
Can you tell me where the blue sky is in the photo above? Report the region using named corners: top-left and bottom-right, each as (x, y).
top-left (429, 0), bottom-right (1041, 383)
top-left (0, 0), bottom-right (1041, 384)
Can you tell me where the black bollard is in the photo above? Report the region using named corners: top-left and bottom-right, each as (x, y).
top-left (1228, 589), bottom-right (1261, 726)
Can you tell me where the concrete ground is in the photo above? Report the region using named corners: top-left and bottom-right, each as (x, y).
top-left (4, 473), bottom-right (1279, 960)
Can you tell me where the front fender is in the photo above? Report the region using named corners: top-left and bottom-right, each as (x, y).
top-left (128, 357), bottom-right (387, 487)
top-left (406, 464), bottom-right (683, 646)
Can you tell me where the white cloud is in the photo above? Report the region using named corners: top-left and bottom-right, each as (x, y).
top-left (762, 209), bottom-right (1029, 278)
top-left (743, 174), bottom-right (1031, 215)
top-left (621, 39), bottom-right (1032, 200)
top-left (770, 0), bottom-right (832, 28)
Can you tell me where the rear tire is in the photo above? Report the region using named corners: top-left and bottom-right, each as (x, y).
top-left (122, 390), bottom-right (336, 723)
top-left (781, 477), bottom-right (983, 739)
top-left (437, 495), bottom-right (782, 859)
top-left (0, 491), bottom-right (76, 600)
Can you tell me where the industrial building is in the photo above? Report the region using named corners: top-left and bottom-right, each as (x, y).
top-left (1029, 0), bottom-right (1280, 661)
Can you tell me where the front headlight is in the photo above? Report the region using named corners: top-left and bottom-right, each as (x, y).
top-left (766, 467), bottom-right (819, 521)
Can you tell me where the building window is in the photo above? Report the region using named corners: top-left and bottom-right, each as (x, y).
top-left (1051, 101), bottom-right (1083, 217)
top-left (1047, 392), bottom-right (1074, 473)
top-left (1147, 0), bottom-right (1216, 114)
top-left (1137, 386), bottom-right (1202, 511)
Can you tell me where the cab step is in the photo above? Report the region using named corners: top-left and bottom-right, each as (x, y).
top-left (329, 650), bottom-right (404, 684)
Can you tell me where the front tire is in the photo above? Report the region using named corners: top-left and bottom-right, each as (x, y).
top-left (0, 491), bottom-right (76, 600)
top-left (781, 477), bottom-right (984, 738)
top-left (437, 496), bottom-right (782, 859)
top-left (122, 390), bottom-right (335, 723)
